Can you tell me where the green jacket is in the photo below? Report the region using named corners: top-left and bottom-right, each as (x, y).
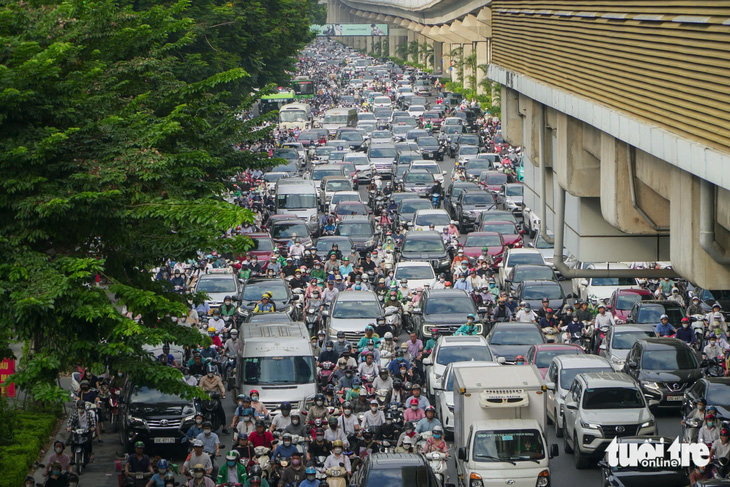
top-left (217, 462), bottom-right (248, 485)
top-left (310, 269), bottom-right (326, 282)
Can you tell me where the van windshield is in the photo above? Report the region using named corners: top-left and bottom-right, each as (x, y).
top-left (242, 356), bottom-right (316, 385)
top-left (332, 300), bottom-right (381, 319)
top-left (280, 110), bottom-right (307, 123)
top-left (277, 194), bottom-right (317, 209)
top-left (324, 114), bottom-right (350, 124)
top-left (472, 429), bottom-right (545, 462)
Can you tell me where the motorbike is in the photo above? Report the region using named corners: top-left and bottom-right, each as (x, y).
top-left (704, 357), bottom-right (724, 377)
top-left (541, 326), bottom-right (559, 344)
top-left (254, 446), bottom-right (272, 478)
top-left (200, 391), bottom-right (222, 431)
top-left (375, 388), bottom-right (389, 405)
top-left (319, 361), bottom-right (335, 390)
top-left (425, 451), bottom-right (448, 485)
top-left (691, 315), bottom-right (707, 351)
top-left (384, 306), bottom-right (401, 331)
top-left (222, 355), bottom-right (237, 397)
top-left (124, 471), bottom-right (152, 487)
top-left (305, 306), bottom-right (320, 335)
top-left (71, 428), bottom-right (91, 474)
top-left (431, 193), bottom-right (441, 208)
top-left (382, 249), bottom-right (394, 271)
top-left (569, 328), bottom-right (592, 352)
top-left (99, 382), bottom-right (121, 433)
top-left (682, 416), bottom-right (702, 443)
top-left (325, 465), bottom-right (348, 487)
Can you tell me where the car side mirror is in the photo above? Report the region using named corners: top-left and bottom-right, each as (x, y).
top-left (627, 360), bottom-right (637, 369)
top-left (422, 357), bottom-right (433, 366)
top-left (597, 460), bottom-right (609, 469)
top-left (565, 402), bottom-right (577, 410)
top-left (412, 308), bottom-right (422, 315)
top-left (599, 343), bottom-right (607, 351)
top-left (497, 357), bottom-right (506, 364)
top-left (579, 278), bottom-right (589, 287)
top-left (549, 443), bottom-right (559, 459)
top-left (545, 381), bottom-right (555, 391)
top-left (457, 447), bottom-right (467, 461)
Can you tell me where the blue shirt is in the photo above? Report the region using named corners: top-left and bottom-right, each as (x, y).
top-left (388, 358), bottom-right (411, 376)
top-left (271, 443), bottom-right (299, 461)
top-left (196, 432), bottom-right (220, 454)
top-left (415, 417), bottom-right (442, 433)
top-left (196, 302), bottom-right (210, 315)
top-left (655, 322), bottom-right (676, 337)
top-left (299, 480), bottom-right (319, 487)
top-left (454, 279), bottom-right (473, 292)
top-left (149, 473), bottom-right (165, 487)
top-left (185, 424), bottom-right (204, 441)
top-left (339, 264), bottom-right (354, 276)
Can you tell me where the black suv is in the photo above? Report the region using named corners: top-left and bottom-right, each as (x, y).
top-left (625, 300), bottom-right (685, 329)
top-left (453, 190), bottom-right (497, 233)
top-left (118, 384), bottom-right (197, 453)
top-left (397, 231), bottom-right (451, 276)
top-left (349, 452), bottom-right (449, 487)
top-left (622, 338), bottom-right (702, 408)
top-left (411, 288), bottom-right (481, 339)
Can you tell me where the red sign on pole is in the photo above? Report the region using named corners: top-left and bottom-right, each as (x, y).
top-left (0, 359), bottom-right (16, 397)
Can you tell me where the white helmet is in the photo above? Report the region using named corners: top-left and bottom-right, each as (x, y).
top-left (384, 332), bottom-right (393, 340)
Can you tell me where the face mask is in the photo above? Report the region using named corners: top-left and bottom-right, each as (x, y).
top-left (284, 441), bottom-right (291, 447)
top-left (251, 395), bottom-right (259, 401)
top-left (207, 372), bottom-right (214, 378)
top-left (708, 421), bottom-right (715, 427)
top-left (344, 409), bottom-right (351, 415)
top-left (118, 372), bottom-right (124, 377)
top-left (307, 475), bottom-right (316, 481)
top-left (52, 470), bottom-right (61, 476)
top-left (316, 435), bottom-right (324, 441)
top-left (404, 444), bottom-right (412, 449)
top-left (159, 468), bottom-right (167, 474)
top-left (338, 338), bottom-right (344, 343)
top-left (683, 324), bottom-right (689, 328)
top-left (194, 472), bottom-right (204, 479)
top-left (334, 448), bottom-right (343, 454)
top-left (712, 342), bottom-right (718, 346)
top-left (434, 433), bottom-right (441, 439)
top-left (196, 418), bottom-right (203, 424)
top-left (411, 405), bottom-right (418, 410)
top-left (238, 401), bottom-right (244, 407)
top-left (316, 400), bottom-right (323, 406)
top-left (204, 429), bottom-right (211, 435)
top-left (55, 447), bottom-right (63, 454)
top-left (243, 415), bottom-right (252, 421)
top-left (371, 406), bottom-right (378, 412)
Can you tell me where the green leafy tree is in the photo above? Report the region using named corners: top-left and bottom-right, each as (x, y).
top-left (407, 40), bottom-right (420, 63)
top-left (309, 1), bottom-right (327, 24)
top-left (395, 41), bottom-right (408, 60)
top-left (0, 0), bottom-right (294, 403)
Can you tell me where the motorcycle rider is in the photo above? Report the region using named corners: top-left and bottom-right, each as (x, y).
top-left (198, 365), bottom-right (228, 433)
top-left (250, 419), bottom-right (274, 448)
top-left (290, 268), bottom-right (307, 290)
top-left (455, 314), bottom-right (479, 336)
top-left (686, 296), bottom-right (704, 316)
top-left (44, 441), bottom-right (72, 477)
top-left (196, 421), bottom-right (221, 458)
top-left (284, 412), bottom-right (309, 438)
top-left (171, 269), bottom-right (187, 290)
top-left (699, 414), bottom-right (720, 444)
top-left (395, 435), bottom-right (415, 453)
top-left (187, 464), bottom-right (215, 487)
top-left (575, 300), bottom-right (593, 323)
top-left (566, 316), bottom-right (586, 345)
top-left (372, 368), bottom-right (393, 393)
top-left (491, 298), bottom-right (514, 322)
top-left (253, 293), bottom-right (275, 313)
top-left (307, 427), bottom-right (333, 463)
top-left (422, 425), bottom-right (448, 455)
top-left (208, 309), bottom-right (226, 334)
top-left (655, 314), bottom-right (676, 337)
top-left (146, 459), bottom-right (170, 487)
top-left (66, 399), bottom-right (95, 465)
top-left (415, 406), bottom-right (441, 433)
top-left (216, 451), bottom-right (247, 486)
top-left (220, 296), bottom-right (236, 321)
top-left (558, 306), bottom-right (574, 328)
top-left (185, 412), bottom-right (206, 442)
top-left (324, 439), bottom-right (352, 478)
top-left (387, 378), bottom-right (408, 404)
top-left (183, 440), bottom-right (212, 477)
top-left (234, 407), bottom-right (256, 438)
top-left (271, 401), bottom-right (294, 432)
top-left (404, 397), bottom-right (425, 423)
top-left (307, 393), bottom-right (330, 422)
top-left (272, 432), bottom-right (299, 462)
top-left (125, 441), bottom-right (155, 481)
top-left (325, 416), bottom-right (349, 447)
top-left (676, 317), bottom-right (696, 345)
top-left (318, 340), bottom-right (339, 367)
top-left (278, 450), bottom-right (306, 487)
top-left (430, 180), bottom-right (443, 204)
top-left (222, 329), bottom-right (241, 375)
top-left (538, 309), bottom-right (559, 329)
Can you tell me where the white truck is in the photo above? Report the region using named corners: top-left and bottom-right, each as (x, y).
top-left (453, 364), bottom-right (559, 487)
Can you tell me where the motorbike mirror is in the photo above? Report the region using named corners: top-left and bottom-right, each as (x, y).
top-left (496, 357), bottom-right (506, 364)
top-left (422, 357), bottom-right (433, 366)
top-left (411, 308), bottom-right (422, 315)
top-left (549, 444), bottom-right (559, 459)
top-left (322, 310), bottom-right (330, 317)
top-left (457, 447), bottom-right (467, 461)
top-left (627, 360), bottom-right (637, 369)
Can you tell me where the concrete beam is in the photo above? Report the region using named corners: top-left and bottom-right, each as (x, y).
top-left (475, 41), bottom-right (488, 94)
top-left (462, 14), bottom-right (491, 38)
top-left (476, 7), bottom-right (492, 26)
top-left (554, 114), bottom-right (601, 198)
top-left (502, 86), bottom-right (523, 147)
top-left (375, 14), bottom-right (386, 22)
top-left (441, 25), bottom-right (472, 45)
top-left (450, 19), bottom-right (482, 42)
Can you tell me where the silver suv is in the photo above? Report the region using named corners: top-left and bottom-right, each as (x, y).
top-left (563, 372), bottom-right (656, 469)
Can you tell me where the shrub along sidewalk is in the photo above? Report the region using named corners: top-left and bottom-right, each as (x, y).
top-left (0, 407), bottom-right (59, 487)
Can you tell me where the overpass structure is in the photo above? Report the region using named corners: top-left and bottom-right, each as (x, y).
top-left (326, 0), bottom-right (730, 289)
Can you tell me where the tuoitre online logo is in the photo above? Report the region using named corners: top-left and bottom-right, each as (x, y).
top-left (605, 437), bottom-right (710, 468)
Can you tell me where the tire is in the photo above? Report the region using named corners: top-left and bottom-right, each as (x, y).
top-left (563, 427), bottom-right (573, 453)
top-left (109, 412), bottom-right (119, 433)
top-left (554, 411), bottom-right (563, 438)
top-left (75, 450), bottom-right (85, 474)
top-left (573, 438), bottom-right (591, 469)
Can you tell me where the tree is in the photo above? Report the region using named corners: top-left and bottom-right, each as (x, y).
top-left (395, 41), bottom-right (408, 60)
top-left (308, 1), bottom-right (327, 25)
top-left (0, 0), bottom-right (295, 403)
top-left (419, 42), bottom-right (434, 68)
top-left (407, 40), bottom-right (420, 63)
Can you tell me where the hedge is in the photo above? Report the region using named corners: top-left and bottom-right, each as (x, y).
top-left (0, 412), bottom-right (58, 487)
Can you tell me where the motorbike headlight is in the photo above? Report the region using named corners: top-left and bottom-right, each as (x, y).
top-left (580, 419), bottom-right (600, 430)
top-left (439, 259), bottom-right (450, 266)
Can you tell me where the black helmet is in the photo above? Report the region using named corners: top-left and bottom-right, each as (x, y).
top-left (250, 465), bottom-right (263, 478)
top-left (328, 417), bottom-right (338, 426)
top-left (315, 393), bottom-right (325, 402)
top-left (337, 331), bottom-right (345, 338)
top-left (343, 401), bottom-right (353, 409)
top-left (255, 419), bottom-right (266, 428)
top-left (393, 378), bottom-right (402, 389)
top-left (326, 340), bottom-right (334, 347)
top-left (202, 421), bottom-right (212, 428)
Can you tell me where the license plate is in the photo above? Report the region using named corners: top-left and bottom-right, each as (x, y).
top-left (667, 395), bottom-right (684, 401)
top-left (154, 437), bottom-right (176, 444)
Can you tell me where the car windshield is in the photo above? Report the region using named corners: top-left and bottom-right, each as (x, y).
top-left (279, 110), bottom-right (307, 122)
top-left (484, 223), bottom-right (517, 234)
top-left (393, 126), bottom-right (411, 135)
top-left (316, 239), bottom-right (352, 253)
top-left (370, 148), bottom-right (397, 158)
top-left (460, 136), bottom-right (479, 145)
top-left (372, 131), bottom-right (391, 139)
top-left (326, 180), bottom-right (351, 192)
top-left (637, 306), bottom-right (684, 325)
top-left (642, 350), bottom-right (697, 370)
top-left (336, 204), bottom-right (367, 216)
top-left (418, 137), bottom-right (439, 146)
top-left (425, 296), bottom-right (476, 315)
top-left (242, 282), bottom-right (288, 302)
top-left (337, 222), bottom-right (372, 236)
top-left (616, 294), bottom-right (649, 310)
top-left (403, 237), bottom-right (445, 253)
top-left (506, 185), bottom-right (524, 196)
top-left (274, 150), bottom-right (297, 160)
top-left (395, 265), bottom-right (436, 280)
top-left (357, 113), bottom-right (376, 121)
top-left (534, 348), bottom-right (583, 368)
top-left (249, 237), bottom-right (274, 251)
top-left (196, 278), bottom-right (236, 293)
top-left (560, 367), bottom-right (612, 390)
top-left (271, 222), bottom-right (308, 238)
top-left (312, 169), bottom-right (343, 180)
top-left (472, 429), bottom-right (545, 463)
top-left (436, 346), bottom-right (492, 365)
top-left (443, 126), bottom-right (461, 133)
top-left (365, 466), bottom-right (436, 487)
top-left (340, 132), bottom-right (363, 142)
top-left (465, 235), bottom-right (502, 248)
top-left (708, 385), bottom-right (730, 405)
top-left (346, 156), bottom-right (368, 165)
top-left (612, 330), bottom-right (656, 349)
top-left (413, 164), bottom-right (439, 174)
top-left (263, 173), bottom-right (286, 183)
top-left (459, 146), bottom-right (479, 155)
top-left (486, 174), bottom-right (508, 184)
top-left (405, 172), bottom-right (434, 184)
top-left (332, 300), bottom-right (381, 318)
top-left (522, 285), bottom-right (563, 300)
top-left (583, 387), bottom-right (645, 409)
top-left (513, 267), bottom-right (555, 282)
top-left (463, 193), bottom-right (495, 205)
top-left (400, 200), bottom-right (432, 213)
top-left (273, 162), bottom-right (297, 173)
top-left (316, 147), bottom-right (333, 156)
top-left (331, 194), bottom-right (359, 205)
top-left (242, 356), bottom-right (316, 385)
top-left (490, 327), bottom-right (543, 346)
top-left (590, 277), bottom-right (637, 286)
top-left (508, 253), bottom-right (545, 266)
top-left (481, 212), bottom-right (517, 223)
top-left (324, 114), bottom-right (350, 124)
top-left (415, 213), bottom-right (450, 226)
top-left (534, 236), bottom-right (553, 249)
top-left (423, 112), bottom-right (440, 119)
top-left (277, 194), bottom-right (317, 209)
top-left (131, 387), bottom-right (187, 404)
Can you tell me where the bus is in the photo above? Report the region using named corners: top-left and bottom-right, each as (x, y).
top-left (292, 76), bottom-right (315, 100)
top-left (278, 102), bottom-right (312, 131)
top-left (260, 89), bottom-right (295, 115)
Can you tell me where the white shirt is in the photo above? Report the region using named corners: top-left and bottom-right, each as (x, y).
top-left (713, 438), bottom-right (730, 459)
top-left (323, 453), bottom-right (351, 473)
top-left (271, 414), bottom-right (292, 431)
top-left (209, 317), bottom-right (226, 333)
top-left (515, 310), bottom-right (537, 322)
top-left (339, 414), bottom-right (360, 436)
top-left (361, 409), bottom-right (385, 429)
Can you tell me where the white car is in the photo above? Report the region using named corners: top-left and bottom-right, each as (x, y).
top-left (575, 263), bottom-right (638, 303)
top-left (409, 160), bottom-right (445, 184)
top-left (433, 360), bottom-right (499, 438)
top-left (372, 96), bottom-right (392, 108)
top-left (344, 153), bottom-right (372, 181)
top-left (545, 355), bottom-right (613, 439)
top-left (393, 262), bottom-right (437, 293)
top-left (496, 248), bottom-right (546, 290)
top-left (407, 104), bottom-right (426, 118)
top-left (411, 209), bottom-right (451, 233)
top-left (423, 335), bottom-right (493, 399)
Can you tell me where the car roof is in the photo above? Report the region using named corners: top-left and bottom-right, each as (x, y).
top-left (395, 261), bottom-right (432, 268)
top-left (637, 300), bottom-right (684, 308)
top-left (612, 325), bottom-right (656, 333)
top-left (577, 371), bottom-right (638, 388)
top-left (521, 279), bottom-right (560, 287)
top-left (414, 209), bottom-right (449, 215)
top-left (492, 321), bottom-right (541, 331)
top-left (615, 288), bottom-right (653, 296)
top-left (507, 248), bottom-right (542, 255)
top-left (369, 452), bottom-right (427, 466)
top-left (555, 354), bottom-right (611, 367)
top-left (198, 273), bottom-right (235, 280)
top-left (533, 343), bottom-right (583, 352)
top-left (483, 220), bottom-right (516, 226)
top-left (638, 337), bottom-right (693, 350)
top-left (426, 288), bottom-right (471, 298)
top-left (438, 336), bottom-right (488, 346)
top-left (404, 231), bottom-right (442, 239)
top-left (246, 233), bottom-right (272, 239)
top-left (335, 290), bottom-right (378, 301)
top-left (337, 215), bottom-right (370, 222)
top-left (513, 264), bottom-right (553, 271)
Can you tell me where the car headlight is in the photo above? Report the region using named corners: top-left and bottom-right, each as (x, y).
top-left (130, 417), bottom-right (148, 428)
top-left (641, 419), bottom-right (655, 428)
top-left (182, 405), bottom-right (196, 416)
top-left (641, 381), bottom-right (660, 391)
top-left (439, 259), bottom-right (450, 266)
top-left (611, 355), bottom-right (625, 365)
top-left (580, 419), bottom-right (600, 430)
top-left (365, 239), bottom-right (374, 247)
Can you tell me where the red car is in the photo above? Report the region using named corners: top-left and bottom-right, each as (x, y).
top-left (245, 233), bottom-right (276, 262)
top-left (479, 171), bottom-right (510, 193)
top-left (480, 220), bottom-right (523, 248)
top-left (526, 343), bottom-right (585, 378)
top-left (608, 288), bottom-right (654, 321)
top-left (421, 110), bottom-right (443, 130)
top-left (461, 232), bottom-right (506, 267)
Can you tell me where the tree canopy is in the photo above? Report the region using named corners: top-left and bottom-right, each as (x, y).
top-left (0, 0), bottom-right (315, 402)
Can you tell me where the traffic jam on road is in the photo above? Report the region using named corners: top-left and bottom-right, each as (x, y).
top-left (57, 39), bottom-right (730, 487)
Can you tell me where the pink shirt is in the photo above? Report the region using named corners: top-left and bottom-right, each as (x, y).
top-left (404, 407), bottom-right (425, 422)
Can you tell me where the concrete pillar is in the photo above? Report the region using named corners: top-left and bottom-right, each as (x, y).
top-left (407, 30), bottom-right (416, 62)
top-left (475, 41), bottom-right (488, 94)
top-left (366, 36), bottom-right (373, 54)
top-left (462, 43), bottom-right (474, 89)
top-left (554, 114), bottom-right (601, 198)
top-left (433, 42), bottom-right (443, 75)
top-left (501, 86), bottom-right (522, 147)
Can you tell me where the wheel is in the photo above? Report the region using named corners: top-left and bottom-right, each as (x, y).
top-left (563, 426), bottom-right (573, 453)
top-left (109, 412), bottom-right (119, 433)
top-left (573, 438), bottom-right (591, 469)
top-left (554, 410), bottom-right (563, 438)
top-left (75, 450), bottom-right (85, 474)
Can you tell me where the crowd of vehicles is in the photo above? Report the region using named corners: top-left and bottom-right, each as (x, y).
top-left (42, 38), bottom-right (730, 487)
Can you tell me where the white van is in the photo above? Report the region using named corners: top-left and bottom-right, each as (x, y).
top-left (278, 103), bottom-right (312, 131)
top-left (322, 108), bottom-right (357, 137)
top-left (238, 322), bottom-right (316, 416)
top-left (275, 178), bottom-right (318, 222)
